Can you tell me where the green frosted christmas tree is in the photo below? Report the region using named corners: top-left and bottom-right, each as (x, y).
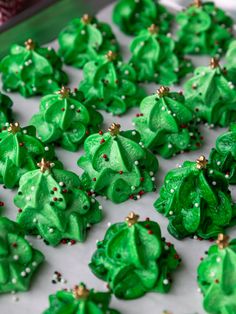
top-left (14, 158), bottom-right (103, 246)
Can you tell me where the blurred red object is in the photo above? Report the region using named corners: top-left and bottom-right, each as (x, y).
top-left (0, 0), bottom-right (29, 25)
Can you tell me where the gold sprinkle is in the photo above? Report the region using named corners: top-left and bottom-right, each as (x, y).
top-left (106, 50), bottom-right (117, 62)
top-left (157, 86), bottom-right (170, 97)
top-left (210, 58), bottom-right (220, 69)
top-left (216, 234), bottom-right (229, 249)
top-left (73, 284), bottom-right (90, 299)
top-left (148, 24), bottom-right (159, 34)
top-left (8, 122), bottom-right (20, 134)
top-left (108, 123), bottom-right (121, 136)
top-left (196, 155), bottom-right (208, 169)
top-left (37, 158), bottom-right (53, 173)
top-left (126, 212), bottom-right (139, 227)
top-left (24, 39), bottom-right (35, 50)
top-left (81, 14), bottom-right (92, 24)
top-left (56, 86), bottom-right (71, 99)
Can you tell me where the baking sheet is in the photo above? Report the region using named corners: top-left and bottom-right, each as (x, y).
top-left (1, 1), bottom-right (236, 313)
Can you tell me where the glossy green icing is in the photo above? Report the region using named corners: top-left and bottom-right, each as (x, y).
top-left (209, 123), bottom-right (236, 184)
top-left (226, 40), bottom-right (236, 85)
top-left (30, 88), bottom-right (103, 152)
top-left (176, 1), bottom-right (233, 56)
top-left (58, 14), bottom-right (120, 69)
top-left (77, 124), bottom-right (158, 203)
top-left (14, 166), bottom-right (102, 246)
top-left (0, 216), bottom-right (44, 294)
top-left (133, 87), bottom-right (202, 158)
top-left (197, 237), bottom-right (236, 313)
top-left (90, 213), bottom-right (180, 299)
top-left (0, 123), bottom-right (62, 189)
top-left (0, 39), bottom-right (68, 97)
top-left (113, 0), bottom-right (173, 35)
top-left (154, 157), bottom-right (236, 239)
top-left (0, 92), bottom-right (13, 129)
top-left (44, 283), bottom-right (120, 314)
top-left (184, 59), bottom-right (236, 127)
top-left (78, 53), bottom-right (146, 115)
top-left (129, 27), bottom-right (193, 85)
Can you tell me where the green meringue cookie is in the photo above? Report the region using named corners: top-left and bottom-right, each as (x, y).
top-left (0, 216), bottom-right (44, 294)
top-left (0, 122), bottom-right (62, 189)
top-left (176, 0), bottom-right (233, 56)
top-left (44, 283), bottom-right (120, 314)
top-left (154, 156), bottom-right (236, 240)
top-left (0, 39), bottom-right (68, 97)
top-left (113, 0), bottom-right (173, 36)
top-left (58, 14), bottom-right (120, 69)
top-left (78, 51), bottom-right (146, 115)
top-left (209, 123), bottom-right (236, 184)
top-left (133, 86), bottom-right (202, 158)
top-left (0, 91), bottom-right (13, 130)
top-left (184, 58), bottom-right (236, 127)
top-left (14, 160), bottom-right (102, 246)
top-left (30, 87), bottom-right (103, 152)
top-left (90, 212), bottom-right (180, 299)
top-left (129, 25), bottom-right (193, 85)
top-left (77, 123), bottom-right (158, 203)
top-left (197, 234), bottom-right (236, 314)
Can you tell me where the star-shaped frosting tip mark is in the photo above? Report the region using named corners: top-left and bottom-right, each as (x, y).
top-left (210, 57), bottom-right (220, 69)
top-left (81, 14), bottom-right (92, 24)
top-left (25, 39), bottom-right (35, 50)
top-left (148, 24), bottom-right (159, 34)
top-left (157, 86), bottom-right (170, 97)
top-left (56, 86), bottom-right (71, 99)
top-left (106, 50), bottom-right (117, 62)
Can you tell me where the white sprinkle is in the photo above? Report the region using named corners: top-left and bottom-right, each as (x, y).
top-left (170, 189), bottom-right (175, 194)
top-left (194, 203), bottom-right (199, 207)
top-left (98, 205), bottom-right (103, 210)
top-left (49, 228), bottom-right (54, 233)
top-left (107, 222), bottom-right (111, 227)
top-left (209, 170), bottom-right (214, 174)
top-left (125, 70), bottom-right (129, 75)
top-left (141, 41), bottom-right (145, 46)
top-left (132, 122), bottom-right (136, 126)
top-left (136, 195), bottom-right (141, 199)
top-left (151, 177), bottom-right (155, 181)
top-left (37, 235), bottom-right (42, 239)
top-left (212, 181), bottom-right (216, 186)
top-left (169, 211), bottom-right (173, 215)
top-left (21, 271), bottom-right (26, 277)
top-left (131, 186), bottom-right (136, 191)
top-left (59, 182), bottom-right (64, 187)
top-left (161, 106), bottom-right (165, 111)
top-left (26, 267), bottom-right (31, 273)
top-left (81, 30), bottom-right (86, 35)
top-left (163, 279), bottom-right (169, 285)
top-left (91, 198), bottom-right (95, 203)
top-left (32, 87), bottom-right (37, 92)
top-left (33, 218), bottom-right (37, 223)
top-left (134, 161), bottom-right (139, 165)
top-left (31, 186), bottom-right (35, 191)
top-left (121, 95), bottom-right (126, 100)
top-left (217, 161), bottom-right (221, 166)
top-left (193, 235), bottom-right (198, 240)
top-left (13, 255), bottom-right (19, 261)
top-left (149, 171), bottom-right (154, 176)
top-left (216, 257), bottom-right (221, 263)
top-left (70, 105), bottom-right (75, 109)
top-left (168, 144), bottom-right (173, 149)
top-left (32, 261), bottom-right (37, 267)
top-left (12, 278), bottom-right (17, 284)
top-left (48, 46), bottom-right (52, 51)
top-left (132, 131), bottom-right (136, 135)
top-left (48, 79), bottom-right (52, 84)
top-left (44, 146), bottom-right (49, 151)
top-left (210, 271), bottom-right (215, 277)
top-left (26, 196), bottom-right (31, 201)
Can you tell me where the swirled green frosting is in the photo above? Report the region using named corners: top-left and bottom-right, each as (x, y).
top-left (0, 39), bottom-right (68, 97)
top-left (14, 164), bottom-right (102, 246)
top-left (176, 1), bottom-right (233, 56)
top-left (0, 123), bottom-right (62, 189)
top-left (58, 14), bottom-right (120, 69)
top-left (44, 283), bottom-right (120, 314)
top-left (113, 0), bottom-right (173, 35)
top-left (0, 92), bottom-right (13, 130)
top-left (129, 26), bottom-right (193, 85)
top-left (184, 59), bottom-right (236, 127)
top-left (197, 236), bottom-right (236, 314)
top-left (226, 40), bottom-right (236, 85)
top-left (133, 87), bottom-right (202, 158)
top-left (0, 216), bottom-right (44, 294)
top-left (154, 156), bottom-right (236, 239)
top-left (209, 123), bottom-right (236, 184)
top-left (90, 213), bottom-right (180, 299)
top-left (30, 87), bottom-right (103, 152)
top-left (78, 52), bottom-right (146, 115)
top-left (77, 124), bottom-right (158, 203)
